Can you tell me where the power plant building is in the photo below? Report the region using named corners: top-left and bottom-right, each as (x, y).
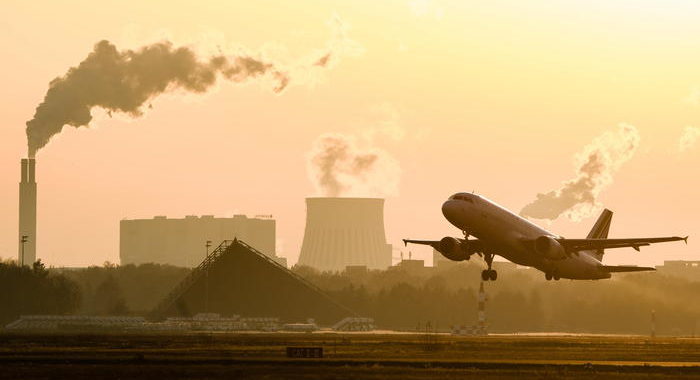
top-left (120, 215), bottom-right (283, 267)
top-left (18, 158), bottom-right (37, 266)
top-left (297, 197), bottom-right (392, 272)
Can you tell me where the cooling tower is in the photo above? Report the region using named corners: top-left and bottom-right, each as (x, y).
top-left (297, 198), bottom-right (392, 272)
top-left (18, 158), bottom-right (37, 266)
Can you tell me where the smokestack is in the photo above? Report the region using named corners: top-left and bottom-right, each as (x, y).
top-left (297, 197), bottom-right (392, 272)
top-left (18, 158), bottom-right (37, 266)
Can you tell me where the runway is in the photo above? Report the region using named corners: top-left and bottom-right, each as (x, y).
top-left (1, 332), bottom-right (699, 379)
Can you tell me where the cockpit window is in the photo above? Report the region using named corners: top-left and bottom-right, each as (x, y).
top-left (452, 195), bottom-right (474, 203)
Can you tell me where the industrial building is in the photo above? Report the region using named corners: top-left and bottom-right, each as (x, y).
top-left (297, 197), bottom-right (392, 272)
top-left (18, 158), bottom-right (37, 266)
top-left (120, 214), bottom-right (284, 267)
top-left (655, 260), bottom-right (700, 281)
top-left (433, 248), bottom-right (462, 269)
top-left (150, 239), bottom-right (354, 325)
top-left (392, 258), bottom-right (433, 277)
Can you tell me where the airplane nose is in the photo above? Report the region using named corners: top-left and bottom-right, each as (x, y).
top-left (442, 200), bottom-right (458, 221)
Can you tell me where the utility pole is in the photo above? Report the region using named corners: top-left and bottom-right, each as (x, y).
top-left (20, 235), bottom-right (28, 267)
top-left (205, 240), bottom-right (212, 314)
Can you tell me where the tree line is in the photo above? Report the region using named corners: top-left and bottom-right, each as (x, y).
top-left (0, 259), bottom-right (698, 335)
top-left (294, 262), bottom-right (700, 335)
top-left (0, 260), bottom-right (80, 325)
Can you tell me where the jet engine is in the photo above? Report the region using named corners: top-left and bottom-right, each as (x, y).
top-left (436, 237), bottom-right (473, 261)
top-left (534, 235), bottom-right (567, 260)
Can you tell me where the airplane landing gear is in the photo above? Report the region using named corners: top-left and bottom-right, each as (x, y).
top-left (481, 269), bottom-right (497, 281)
top-left (545, 271), bottom-right (561, 281)
top-left (481, 252), bottom-right (497, 281)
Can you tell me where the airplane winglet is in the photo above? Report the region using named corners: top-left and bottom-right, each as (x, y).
top-left (684, 236), bottom-right (689, 244)
top-left (403, 239), bottom-right (408, 247)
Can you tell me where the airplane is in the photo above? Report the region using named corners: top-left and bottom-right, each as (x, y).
top-left (404, 193), bottom-right (688, 281)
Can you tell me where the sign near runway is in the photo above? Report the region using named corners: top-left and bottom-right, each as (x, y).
top-left (286, 347), bottom-right (323, 358)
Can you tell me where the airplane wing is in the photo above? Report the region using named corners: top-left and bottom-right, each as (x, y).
top-left (600, 265), bottom-right (656, 273)
top-left (558, 236), bottom-right (688, 252)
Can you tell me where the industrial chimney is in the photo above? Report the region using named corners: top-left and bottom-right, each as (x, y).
top-left (297, 197), bottom-right (392, 272)
top-left (18, 158), bottom-right (37, 266)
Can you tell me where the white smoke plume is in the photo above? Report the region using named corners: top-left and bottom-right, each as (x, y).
top-left (25, 19), bottom-right (356, 157)
top-left (679, 126), bottom-right (699, 152)
top-left (307, 133), bottom-right (400, 198)
top-left (520, 123), bottom-right (641, 221)
top-left (25, 40), bottom-right (290, 157)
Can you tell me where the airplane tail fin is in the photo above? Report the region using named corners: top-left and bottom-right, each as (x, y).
top-left (588, 209), bottom-right (613, 239)
top-left (587, 209), bottom-right (613, 260)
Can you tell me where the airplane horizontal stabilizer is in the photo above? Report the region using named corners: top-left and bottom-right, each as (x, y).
top-left (557, 236), bottom-right (687, 252)
top-left (600, 265), bottom-right (656, 273)
top-left (403, 239), bottom-right (444, 247)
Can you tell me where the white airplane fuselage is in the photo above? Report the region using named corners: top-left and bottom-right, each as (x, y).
top-left (442, 193), bottom-right (611, 280)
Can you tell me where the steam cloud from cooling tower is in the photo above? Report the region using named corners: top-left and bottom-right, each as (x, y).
top-left (520, 123), bottom-right (640, 221)
top-left (307, 133), bottom-right (400, 198)
top-left (25, 17), bottom-right (358, 157)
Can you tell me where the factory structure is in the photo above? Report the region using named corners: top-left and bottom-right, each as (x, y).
top-left (18, 158), bottom-right (37, 266)
top-left (120, 214), bottom-right (285, 267)
top-left (297, 197), bottom-right (392, 272)
top-left (12, 168), bottom-right (479, 331)
top-left (150, 239), bottom-right (355, 325)
top-left (656, 260), bottom-right (700, 281)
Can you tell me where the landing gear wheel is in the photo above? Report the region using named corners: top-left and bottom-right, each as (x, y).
top-left (545, 273), bottom-right (553, 281)
top-left (481, 270), bottom-right (489, 281)
top-left (481, 269), bottom-right (498, 281)
top-left (553, 273), bottom-right (561, 281)
top-left (489, 270), bottom-right (497, 281)
top-left (480, 252), bottom-right (498, 281)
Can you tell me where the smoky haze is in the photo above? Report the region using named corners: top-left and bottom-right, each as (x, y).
top-left (307, 133), bottom-right (400, 197)
top-left (679, 126), bottom-right (699, 152)
top-left (25, 40), bottom-right (290, 157)
top-left (520, 123), bottom-right (640, 221)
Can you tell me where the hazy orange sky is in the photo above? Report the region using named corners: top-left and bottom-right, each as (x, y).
top-left (1, 1), bottom-right (698, 267)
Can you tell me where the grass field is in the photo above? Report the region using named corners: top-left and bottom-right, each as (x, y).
top-left (1, 332), bottom-right (699, 379)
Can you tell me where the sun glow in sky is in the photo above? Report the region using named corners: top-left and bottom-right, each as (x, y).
top-left (1, 0), bottom-right (698, 267)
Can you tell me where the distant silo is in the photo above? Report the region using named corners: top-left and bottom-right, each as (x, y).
top-left (297, 198), bottom-right (392, 272)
